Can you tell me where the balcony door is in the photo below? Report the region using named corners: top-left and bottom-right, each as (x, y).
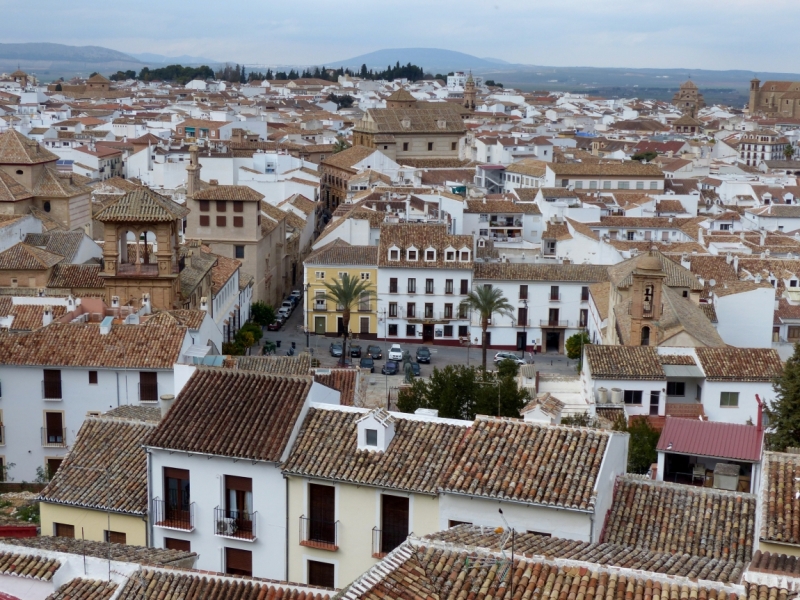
top-left (309, 484), bottom-right (335, 544)
top-left (226, 475), bottom-right (253, 535)
top-left (45, 411), bottom-right (64, 445)
top-left (381, 494), bottom-right (409, 554)
top-left (164, 468), bottom-right (190, 525)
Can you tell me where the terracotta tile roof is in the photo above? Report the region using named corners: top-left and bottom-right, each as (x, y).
top-left (114, 569), bottom-right (331, 599)
top-left (209, 252), bottom-right (240, 295)
top-left (658, 354), bottom-right (696, 365)
top-left (589, 282), bottom-right (611, 321)
top-left (398, 157), bottom-right (474, 168)
top-left (426, 525), bottom-right (743, 582)
top-left (361, 104), bottom-right (466, 135)
top-left (0, 170), bottom-right (33, 202)
top-left (0, 129), bottom-right (59, 164)
top-left (39, 415), bottom-right (155, 514)
top-left (505, 159), bottom-right (547, 177)
top-left (550, 161), bottom-right (664, 177)
top-left (441, 417), bottom-right (609, 510)
top-left (146, 309), bottom-right (206, 330)
top-left (95, 188), bottom-right (189, 222)
top-left (23, 231), bottom-right (85, 262)
top-left (47, 264), bottom-right (105, 289)
top-left (32, 167), bottom-right (92, 198)
top-left (378, 223), bottom-right (473, 269)
top-left (103, 405), bottom-right (161, 421)
top-left (313, 368), bottom-right (358, 406)
top-left (146, 369), bottom-right (312, 462)
top-left (585, 345), bottom-right (664, 380)
top-left (608, 250), bottom-right (704, 291)
top-left (695, 348), bottom-right (782, 382)
top-left (0, 301), bottom-right (66, 331)
top-left (47, 578), bottom-right (117, 599)
top-left (193, 183), bottom-right (264, 201)
top-left (465, 199), bottom-right (541, 214)
top-left (282, 193), bottom-right (316, 216)
top-left (322, 144), bottom-right (377, 171)
top-left (0, 549), bottom-right (60, 581)
top-left (543, 220), bottom-right (572, 241)
top-left (283, 407), bottom-right (467, 494)
top-left (0, 242), bottom-right (63, 269)
top-left (340, 538), bottom-right (745, 600)
top-left (602, 477), bottom-right (756, 562)
top-left (761, 452), bottom-right (800, 546)
top-left (749, 550), bottom-right (800, 576)
top-left (685, 256), bottom-right (738, 284)
top-left (656, 418), bottom-right (764, 462)
top-left (1, 537), bottom-right (194, 567)
top-left (474, 262), bottom-right (609, 282)
top-left (0, 322), bottom-right (187, 368)
top-left (232, 353), bottom-right (312, 375)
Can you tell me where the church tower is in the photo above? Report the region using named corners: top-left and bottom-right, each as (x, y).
top-left (186, 145), bottom-right (201, 198)
top-left (628, 249), bottom-right (667, 347)
top-left (464, 72), bottom-right (476, 111)
top-left (749, 77), bottom-right (761, 115)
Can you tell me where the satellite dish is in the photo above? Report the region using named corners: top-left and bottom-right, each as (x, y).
top-left (709, 279), bottom-right (716, 287)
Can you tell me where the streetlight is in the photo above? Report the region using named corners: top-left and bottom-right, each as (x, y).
top-left (304, 282), bottom-right (310, 350)
top-left (520, 298), bottom-right (528, 360)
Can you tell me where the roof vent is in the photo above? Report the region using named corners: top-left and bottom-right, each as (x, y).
top-left (99, 315), bottom-right (114, 335)
top-left (356, 408), bottom-right (395, 452)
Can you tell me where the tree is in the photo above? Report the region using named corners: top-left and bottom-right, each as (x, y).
top-left (250, 301), bottom-right (276, 326)
top-left (766, 343), bottom-right (800, 450)
top-left (784, 144), bottom-right (796, 161)
top-left (333, 135), bottom-right (350, 154)
top-left (485, 79), bottom-right (503, 88)
top-left (613, 417), bottom-right (660, 473)
top-left (565, 332), bottom-right (590, 362)
top-left (460, 286), bottom-right (513, 370)
top-left (632, 151), bottom-right (658, 163)
top-left (327, 93), bottom-right (354, 110)
top-left (322, 273), bottom-right (375, 366)
top-left (54, 83), bottom-right (62, 91)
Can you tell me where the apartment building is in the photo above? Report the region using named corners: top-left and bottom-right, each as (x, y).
top-left (544, 162), bottom-right (664, 191)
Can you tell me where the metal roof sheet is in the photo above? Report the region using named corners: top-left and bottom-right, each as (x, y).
top-left (656, 417), bottom-right (763, 462)
top-left (662, 364), bottom-right (704, 378)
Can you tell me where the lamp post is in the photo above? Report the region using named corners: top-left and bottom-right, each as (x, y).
top-left (520, 298), bottom-right (528, 360)
top-left (304, 282), bottom-right (310, 350)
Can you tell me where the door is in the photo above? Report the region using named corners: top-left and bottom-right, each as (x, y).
top-left (545, 331), bottom-right (560, 352)
top-left (309, 484), bottom-right (335, 544)
top-left (45, 412), bottom-right (63, 445)
top-left (548, 308), bottom-right (559, 326)
top-left (315, 316), bottom-right (326, 335)
top-left (164, 467), bottom-right (190, 525)
top-left (649, 391), bottom-right (660, 416)
top-left (308, 560), bottom-right (335, 588)
top-left (43, 369), bottom-right (62, 399)
top-left (381, 494), bottom-right (409, 553)
top-left (337, 317), bottom-right (345, 336)
top-left (360, 317), bottom-right (370, 334)
top-left (516, 331), bottom-right (527, 351)
top-left (422, 324), bottom-right (434, 343)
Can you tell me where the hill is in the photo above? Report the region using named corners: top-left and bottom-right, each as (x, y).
top-left (0, 42), bottom-right (143, 81)
top-left (130, 52), bottom-right (219, 65)
top-left (328, 48), bottom-right (506, 71)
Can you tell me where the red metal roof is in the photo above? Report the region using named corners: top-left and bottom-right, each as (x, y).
top-left (656, 417), bottom-right (763, 462)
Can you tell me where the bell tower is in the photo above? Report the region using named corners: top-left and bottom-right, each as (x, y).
top-left (186, 145), bottom-right (201, 198)
top-left (749, 77), bottom-right (761, 115)
top-left (629, 248), bottom-right (667, 346)
top-left (464, 72), bottom-right (476, 111)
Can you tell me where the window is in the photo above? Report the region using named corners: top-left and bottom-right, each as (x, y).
top-left (105, 530), bottom-right (127, 544)
top-left (458, 304), bottom-right (468, 319)
top-left (581, 286), bottom-right (589, 301)
top-left (550, 286), bottom-right (559, 301)
top-left (199, 200), bottom-right (209, 212)
top-left (603, 181), bottom-right (611, 189)
top-left (233, 201), bottom-right (243, 212)
top-left (460, 280), bottom-right (469, 295)
top-left (389, 249), bottom-right (399, 261)
top-left (216, 216), bottom-right (226, 227)
top-left (589, 181), bottom-right (597, 189)
top-left (359, 292), bottom-right (370, 312)
top-left (216, 201), bottom-right (226, 212)
top-left (518, 307), bottom-right (528, 325)
top-left (446, 251), bottom-right (455, 261)
top-left (789, 326), bottom-right (800, 340)
top-left (140, 372), bottom-right (158, 401)
top-left (424, 303), bottom-right (433, 318)
top-left (402, 142), bottom-right (409, 151)
top-left (640, 325), bottom-right (651, 346)
top-left (366, 429), bottom-right (378, 446)
top-left (443, 325), bottom-right (453, 336)
top-left (407, 278), bottom-right (416, 293)
top-left (624, 390), bottom-right (643, 405)
top-left (425, 249), bottom-right (436, 261)
top-left (650, 181), bottom-right (658, 190)
top-left (43, 369), bottom-right (62, 399)
top-left (407, 249), bottom-right (417, 261)
top-left (451, 141), bottom-right (457, 151)
top-left (388, 324), bottom-right (398, 336)
top-left (199, 215), bottom-right (210, 227)
top-left (47, 458), bottom-right (62, 479)
top-left (406, 324), bottom-right (416, 336)
top-left (233, 216), bottom-right (244, 227)
top-left (316, 271), bottom-right (325, 280)
top-left (54, 523), bottom-right (75, 538)
top-left (308, 560), bottom-right (335, 588)
top-left (44, 412), bottom-right (64, 446)
top-left (224, 475), bottom-right (253, 538)
top-left (445, 279), bottom-right (453, 294)
top-left (164, 467), bottom-right (191, 528)
top-left (379, 494), bottom-right (409, 555)
top-left (636, 181), bottom-right (644, 190)
top-left (88, 371), bottom-right (98, 384)
top-left (458, 325), bottom-right (469, 337)
top-left (460, 251), bottom-right (469, 261)
top-left (444, 304), bottom-right (453, 319)
top-left (388, 303), bottom-right (398, 318)
top-left (225, 547), bottom-right (252, 577)
top-left (618, 181), bottom-right (630, 190)
top-left (720, 392), bottom-right (739, 407)
top-left (667, 382), bottom-right (685, 396)
top-left (575, 181), bottom-right (583, 189)
top-left (425, 279), bottom-right (434, 294)
top-left (519, 285), bottom-right (528, 300)
top-left (235, 246), bottom-right (245, 259)
top-left (427, 142), bottom-right (433, 151)
top-left (407, 303), bottom-right (415, 318)
top-left (164, 538), bottom-right (191, 552)
top-left (579, 309), bottom-right (588, 327)
top-left (389, 278), bottom-right (398, 293)
top-left (361, 272), bottom-right (370, 280)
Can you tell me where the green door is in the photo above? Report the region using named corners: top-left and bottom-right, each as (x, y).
top-left (314, 316), bottom-right (326, 335)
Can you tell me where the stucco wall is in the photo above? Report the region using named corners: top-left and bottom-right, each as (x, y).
top-left (40, 502), bottom-right (146, 546)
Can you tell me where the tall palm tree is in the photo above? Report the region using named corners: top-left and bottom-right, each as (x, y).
top-left (460, 286), bottom-right (514, 371)
top-left (323, 273), bottom-right (375, 366)
top-left (784, 144), bottom-right (796, 161)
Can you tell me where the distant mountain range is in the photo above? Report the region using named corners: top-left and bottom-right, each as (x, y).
top-left (130, 52), bottom-right (218, 65)
top-left (328, 48), bottom-right (511, 71)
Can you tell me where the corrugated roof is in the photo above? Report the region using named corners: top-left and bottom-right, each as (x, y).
top-left (656, 418), bottom-right (763, 462)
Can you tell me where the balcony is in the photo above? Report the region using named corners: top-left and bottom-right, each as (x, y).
top-left (214, 507), bottom-right (257, 541)
top-left (42, 380), bottom-right (62, 400)
top-left (314, 301), bottom-right (327, 311)
top-left (300, 515), bottom-right (339, 551)
top-left (41, 428), bottom-right (66, 448)
top-left (152, 498), bottom-right (195, 531)
top-left (549, 293), bottom-right (561, 302)
top-left (372, 526), bottom-right (408, 559)
top-left (540, 320), bottom-right (570, 328)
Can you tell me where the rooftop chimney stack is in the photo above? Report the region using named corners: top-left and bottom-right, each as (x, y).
top-left (200, 297), bottom-right (208, 312)
top-left (42, 306), bottom-right (52, 327)
top-left (160, 394), bottom-right (176, 419)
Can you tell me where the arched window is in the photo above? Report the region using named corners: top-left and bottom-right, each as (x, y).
top-left (43, 201), bottom-right (51, 213)
top-left (15, 169), bottom-right (23, 175)
top-left (640, 326), bottom-right (651, 346)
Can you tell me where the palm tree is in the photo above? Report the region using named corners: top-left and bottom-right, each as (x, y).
top-left (460, 286), bottom-right (514, 371)
top-left (323, 273), bottom-right (375, 366)
top-left (332, 136), bottom-right (350, 154)
top-left (784, 144), bottom-right (796, 161)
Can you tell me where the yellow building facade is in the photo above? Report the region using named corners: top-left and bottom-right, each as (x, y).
top-left (40, 503), bottom-right (147, 546)
top-left (303, 243), bottom-right (378, 339)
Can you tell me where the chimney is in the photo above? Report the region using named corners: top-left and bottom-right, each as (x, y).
top-left (697, 226), bottom-right (704, 246)
top-left (760, 230), bottom-right (766, 246)
top-left (756, 394), bottom-right (764, 431)
top-left (725, 252), bottom-right (732, 264)
top-left (200, 297), bottom-right (208, 312)
top-left (209, 179), bottom-right (218, 186)
top-left (141, 293), bottom-right (151, 314)
top-left (111, 296), bottom-right (120, 308)
top-left (160, 394), bottom-right (176, 419)
top-left (42, 306), bottom-right (52, 327)
top-left (740, 231), bottom-right (746, 241)
top-left (67, 295), bottom-right (76, 312)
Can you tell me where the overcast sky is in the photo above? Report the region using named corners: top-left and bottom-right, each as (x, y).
top-left (3, 0), bottom-right (799, 72)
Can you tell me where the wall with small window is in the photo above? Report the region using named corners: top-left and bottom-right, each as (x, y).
top-left (40, 502), bottom-right (147, 546)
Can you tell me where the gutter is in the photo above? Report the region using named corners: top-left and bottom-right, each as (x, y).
top-left (436, 488), bottom-right (596, 514)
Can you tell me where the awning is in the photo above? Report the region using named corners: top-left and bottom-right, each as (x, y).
top-left (662, 364), bottom-right (704, 378)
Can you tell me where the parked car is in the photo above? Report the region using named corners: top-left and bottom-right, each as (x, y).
top-left (330, 343), bottom-right (343, 357)
top-left (339, 359), bottom-right (353, 368)
top-left (280, 300), bottom-right (294, 312)
top-left (388, 344), bottom-right (403, 361)
top-left (493, 352), bottom-right (526, 366)
top-left (360, 357), bottom-right (375, 372)
top-left (267, 321), bottom-right (282, 331)
top-left (382, 360), bottom-right (399, 375)
top-left (290, 290), bottom-right (303, 300)
top-left (367, 345), bottom-right (383, 359)
top-left (415, 347), bottom-right (431, 363)
top-left (411, 362), bottom-right (421, 377)
top-left (277, 307), bottom-right (291, 320)
top-left (350, 344), bottom-right (362, 358)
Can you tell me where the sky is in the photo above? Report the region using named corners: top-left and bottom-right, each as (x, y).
top-left (2, 0), bottom-right (800, 72)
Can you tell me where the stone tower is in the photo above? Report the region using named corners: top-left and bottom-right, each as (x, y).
top-left (464, 72), bottom-right (476, 111)
top-left (186, 145), bottom-right (201, 198)
top-left (749, 77), bottom-right (761, 115)
top-left (628, 249), bottom-right (667, 347)
top-left (671, 79), bottom-right (705, 119)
